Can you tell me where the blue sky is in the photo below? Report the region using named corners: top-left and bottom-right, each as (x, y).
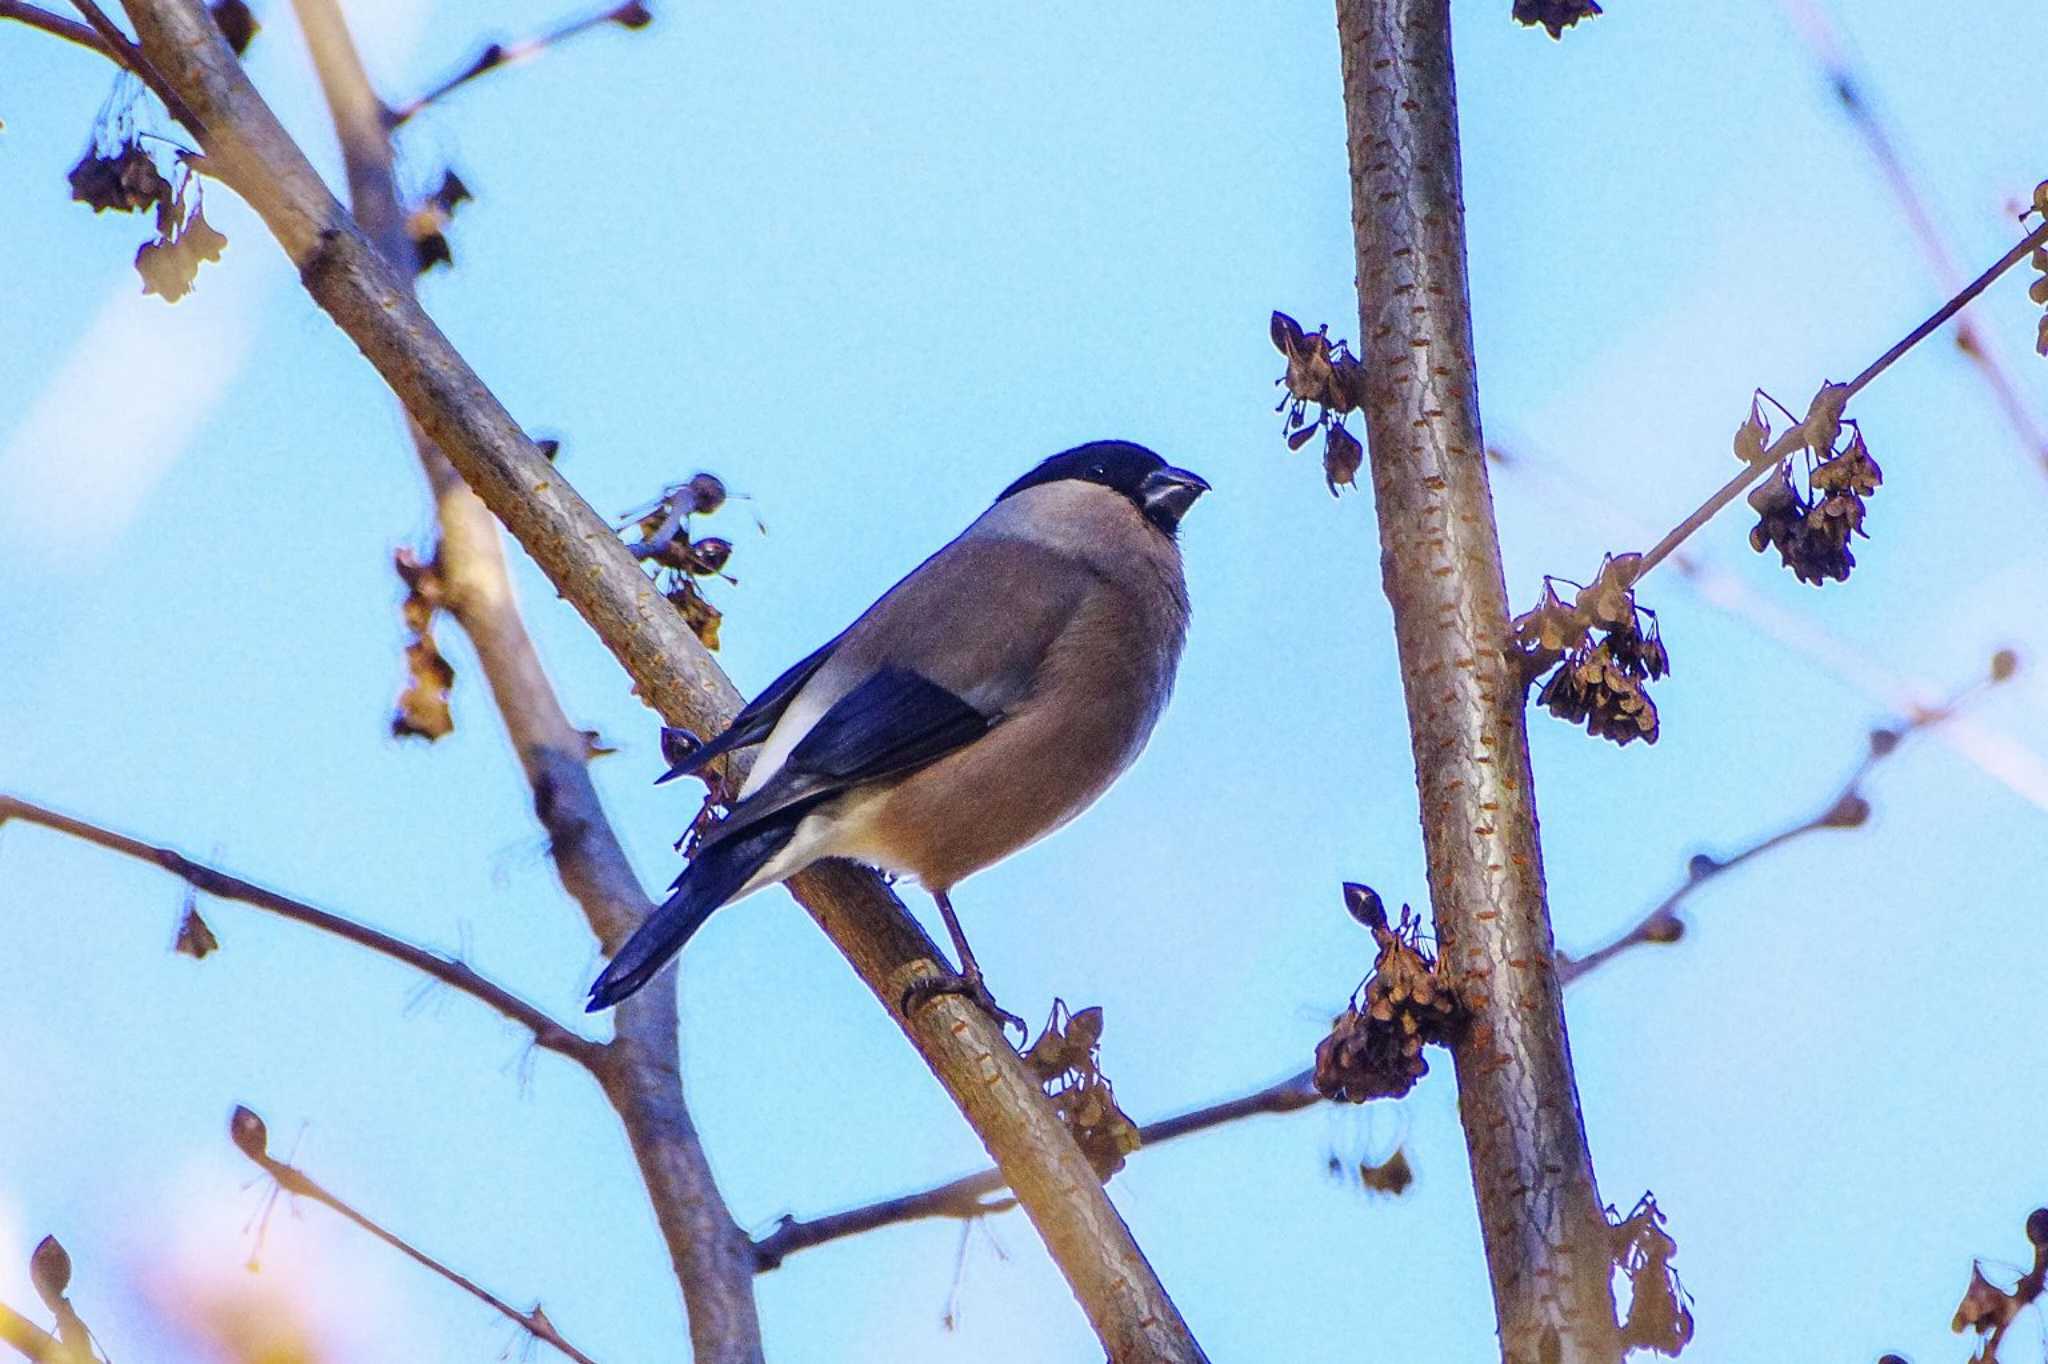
top-left (3, 1), bottom-right (2045, 1359)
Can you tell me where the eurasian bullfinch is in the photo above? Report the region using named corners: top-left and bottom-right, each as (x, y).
top-left (586, 441), bottom-right (1208, 1026)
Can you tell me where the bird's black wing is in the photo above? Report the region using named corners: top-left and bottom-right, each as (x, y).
top-left (698, 666), bottom-right (993, 846)
top-left (656, 632), bottom-right (844, 783)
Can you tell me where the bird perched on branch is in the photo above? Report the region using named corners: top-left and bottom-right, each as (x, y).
top-left (586, 440), bottom-right (1209, 1030)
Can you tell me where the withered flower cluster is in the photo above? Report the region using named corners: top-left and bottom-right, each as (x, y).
top-left (2030, 182), bottom-right (2048, 357)
top-left (1739, 386), bottom-right (1884, 586)
top-left (1610, 1194), bottom-right (1694, 1357)
top-left (69, 136), bottom-right (225, 302)
top-left (406, 169), bottom-right (474, 274)
top-left (1269, 311), bottom-right (1368, 496)
top-left (392, 547), bottom-right (457, 740)
top-left (1513, 0), bottom-right (1602, 39)
top-left (1313, 884), bottom-right (1463, 1104)
top-left (1948, 1207), bottom-right (2048, 1364)
top-left (1022, 1001), bottom-right (1141, 1181)
top-left (1514, 553), bottom-right (1670, 746)
top-left (624, 473), bottom-right (735, 649)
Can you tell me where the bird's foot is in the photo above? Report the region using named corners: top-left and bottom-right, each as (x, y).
top-left (900, 968), bottom-right (1028, 1042)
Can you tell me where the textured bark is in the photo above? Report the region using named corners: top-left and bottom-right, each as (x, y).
top-left (287, 3), bottom-right (763, 1356)
top-left (1334, 0), bottom-right (1622, 1359)
top-left (124, 2), bottom-right (1205, 1357)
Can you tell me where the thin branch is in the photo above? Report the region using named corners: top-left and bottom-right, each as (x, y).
top-left (0, 0), bottom-right (113, 55)
top-left (283, 0), bottom-right (765, 1353)
top-left (1491, 439), bottom-right (2048, 812)
top-left (1558, 661), bottom-right (2002, 982)
top-left (167, 0), bottom-right (1204, 1354)
top-left (1778, 0), bottom-right (2048, 475)
top-left (227, 1106), bottom-right (597, 1364)
top-left (753, 1069), bottom-right (1321, 1269)
top-left (385, 0), bottom-right (653, 127)
top-left (1633, 218), bottom-right (2048, 584)
top-left (1336, 1), bottom-right (1619, 1358)
top-left (0, 1300), bottom-right (62, 1363)
top-left (0, 794), bottom-right (605, 1068)
top-left (66, 0), bottom-right (201, 130)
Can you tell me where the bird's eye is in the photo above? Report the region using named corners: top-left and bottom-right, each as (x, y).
top-left (1088, 465), bottom-right (1106, 479)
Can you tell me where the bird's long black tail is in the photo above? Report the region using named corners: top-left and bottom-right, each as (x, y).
top-left (586, 807), bottom-right (807, 1011)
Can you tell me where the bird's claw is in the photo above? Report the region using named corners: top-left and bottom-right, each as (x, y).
top-left (900, 969), bottom-right (1028, 1042)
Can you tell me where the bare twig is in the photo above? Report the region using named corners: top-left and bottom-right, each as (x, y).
top-left (1557, 659), bottom-right (2008, 982)
top-left (1633, 219), bottom-right (2048, 585)
top-left (284, 0), bottom-right (764, 1354)
top-left (0, 1300), bottom-right (63, 1363)
top-left (385, 0), bottom-right (653, 127)
top-left (1335, 1), bottom-right (1619, 1356)
top-left (1778, 0), bottom-right (2048, 475)
top-left (753, 1069), bottom-right (1321, 1268)
top-left (0, 794), bottom-right (606, 1066)
top-left (126, 1), bottom-right (1204, 1357)
top-left (0, 0), bottom-right (112, 54)
top-left (227, 1106), bottom-right (598, 1364)
top-left (65, 0), bottom-right (201, 129)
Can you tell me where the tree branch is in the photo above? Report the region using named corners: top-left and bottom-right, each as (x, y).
top-left (124, 2), bottom-right (1204, 1357)
top-left (1559, 658), bottom-right (2007, 982)
top-left (0, 793), bottom-right (605, 1067)
top-left (65, 0), bottom-right (201, 129)
top-left (1336, 0), bottom-right (1620, 1358)
top-left (384, 0), bottom-right (653, 127)
top-left (228, 1106), bottom-right (597, 1364)
top-left (0, 0), bottom-right (113, 55)
top-left (0, 1300), bottom-right (61, 1363)
top-left (284, 0), bottom-right (764, 1354)
top-left (1632, 218), bottom-right (2048, 584)
top-left (753, 1068), bottom-right (1322, 1269)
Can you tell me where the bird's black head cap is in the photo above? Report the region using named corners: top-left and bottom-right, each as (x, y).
top-left (998, 440), bottom-right (1210, 535)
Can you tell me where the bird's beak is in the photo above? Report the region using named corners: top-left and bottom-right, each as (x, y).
top-left (1139, 466), bottom-right (1211, 525)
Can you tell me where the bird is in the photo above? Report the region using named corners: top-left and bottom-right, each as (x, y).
top-left (585, 439), bottom-right (1209, 1027)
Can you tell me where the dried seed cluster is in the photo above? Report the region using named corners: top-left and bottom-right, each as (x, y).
top-left (1740, 385), bottom-right (1884, 586)
top-left (1023, 1001), bottom-right (1141, 1181)
top-left (1269, 312), bottom-right (1368, 496)
top-left (392, 547), bottom-right (457, 740)
top-left (1313, 884), bottom-right (1463, 1104)
top-left (1947, 1207), bottom-right (2048, 1364)
top-left (1611, 1194), bottom-right (1694, 1357)
top-left (1514, 553), bottom-right (1671, 747)
top-left (1325, 1146), bottom-right (1415, 1198)
top-left (69, 135), bottom-right (225, 303)
top-left (406, 170), bottom-right (473, 275)
top-left (1513, 0), bottom-right (1603, 39)
top-left (624, 474), bottom-right (736, 649)
top-left (2030, 182), bottom-right (2048, 357)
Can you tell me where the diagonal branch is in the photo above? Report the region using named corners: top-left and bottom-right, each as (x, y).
top-left (0, 0), bottom-right (113, 55)
top-left (284, 0), bottom-right (763, 1355)
top-left (385, 0), bottom-right (653, 127)
top-left (1631, 218), bottom-right (2048, 585)
top-left (1336, 1), bottom-right (1619, 1359)
top-left (0, 1301), bottom-right (63, 1363)
top-left (0, 793), bottom-right (604, 1067)
top-left (129, 1), bottom-right (1204, 1357)
top-left (752, 1069), bottom-right (1321, 1269)
top-left (228, 1106), bottom-right (597, 1364)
